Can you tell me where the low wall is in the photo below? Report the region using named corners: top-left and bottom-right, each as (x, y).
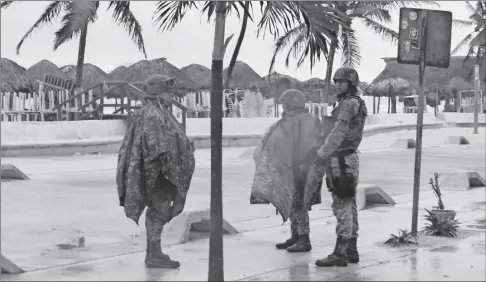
top-left (0, 113), bottom-right (452, 157)
top-left (437, 112), bottom-right (486, 126)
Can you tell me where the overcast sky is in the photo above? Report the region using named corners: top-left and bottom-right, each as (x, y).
top-left (0, 1), bottom-right (473, 83)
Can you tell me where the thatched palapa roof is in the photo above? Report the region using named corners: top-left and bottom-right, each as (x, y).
top-left (224, 61), bottom-right (265, 89)
top-left (0, 57), bottom-right (34, 93)
top-left (181, 64), bottom-right (211, 89)
top-left (27, 60), bottom-right (72, 90)
top-left (373, 56), bottom-right (485, 92)
top-left (121, 58), bottom-right (197, 90)
top-left (108, 65), bottom-right (129, 81)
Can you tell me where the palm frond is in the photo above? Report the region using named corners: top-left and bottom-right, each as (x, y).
top-left (107, 1), bottom-right (147, 58)
top-left (1, 1), bottom-right (13, 9)
top-left (201, 1), bottom-right (252, 22)
top-left (16, 1), bottom-right (67, 54)
top-left (362, 17), bottom-right (398, 45)
top-left (257, 1), bottom-right (304, 40)
top-left (267, 3), bottom-right (343, 73)
top-left (268, 24), bottom-right (307, 73)
top-left (373, 1), bottom-right (439, 9)
top-left (53, 1), bottom-right (98, 50)
top-left (153, 1), bottom-right (198, 32)
top-left (349, 4), bottom-right (392, 23)
top-left (340, 26), bottom-right (360, 68)
top-left (470, 29), bottom-right (486, 48)
top-left (465, 1), bottom-right (478, 16)
top-left (477, 1), bottom-right (485, 14)
top-left (452, 19), bottom-right (475, 28)
top-left (451, 33), bottom-right (474, 55)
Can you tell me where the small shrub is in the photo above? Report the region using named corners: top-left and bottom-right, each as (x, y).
top-left (423, 209), bottom-right (460, 237)
top-left (384, 229), bottom-right (418, 247)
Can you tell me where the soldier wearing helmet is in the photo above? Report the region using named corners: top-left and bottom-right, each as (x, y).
top-left (251, 89), bottom-right (322, 253)
top-left (117, 74), bottom-right (195, 269)
top-left (315, 67), bottom-right (368, 268)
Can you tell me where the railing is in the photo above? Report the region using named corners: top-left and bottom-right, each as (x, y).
top-left (53, 81), bottom-right (189, 132)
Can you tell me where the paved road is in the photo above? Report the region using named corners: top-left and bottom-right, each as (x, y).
top-left (1, 127), bottom-right (485, 272)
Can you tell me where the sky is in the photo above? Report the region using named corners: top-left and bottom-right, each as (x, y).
top-left (0, 1), bottom-right (474, 83)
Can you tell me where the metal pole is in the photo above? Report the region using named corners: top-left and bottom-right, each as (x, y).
top-left (474, 64), bottom-right (479, 134)
top-left (411, 11), bottom-right (428, 235)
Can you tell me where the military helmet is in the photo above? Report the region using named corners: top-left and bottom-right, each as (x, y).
top-left (333, 67), bottom-right (360, 87)
top-left (144, 74), bottom-right (176, 95)
top-left (279, 89), bottom-right (306, 109)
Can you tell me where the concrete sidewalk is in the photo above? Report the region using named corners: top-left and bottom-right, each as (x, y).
top-left (2, 187), bottom-right (485, 281)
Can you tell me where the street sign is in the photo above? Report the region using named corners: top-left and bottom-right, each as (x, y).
top-left (397, 8), bottom-right (453, 236)
top-left (397, 8), bottom-right (452, 68)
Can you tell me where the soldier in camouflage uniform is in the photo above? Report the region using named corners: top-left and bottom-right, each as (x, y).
top-left (315, 67), bottom-right (367, 267)
top-left (116, 74), bottom-right (195, 269)
top-left (272, 89), bottom-right (322, 253)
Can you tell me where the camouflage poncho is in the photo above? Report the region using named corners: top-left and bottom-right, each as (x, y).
top-left (250, 109), bottom-right (321, 222)
top-left (116, 98), bottom-right (195, 224)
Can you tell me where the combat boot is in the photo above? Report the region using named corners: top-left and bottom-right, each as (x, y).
top-left (276, 233), bottom-right (299, 250)
top-left (315, 236), bottom-right (348, 267)
top-left (287, 234), bottom-right (312, 253)
top-left (347, 237), bottom-right (359, 263)
top-left (145, 240), bottom-right (181, 268)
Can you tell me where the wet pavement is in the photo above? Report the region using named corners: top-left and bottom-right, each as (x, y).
top-left (1, 127), bottom-right (485, 281)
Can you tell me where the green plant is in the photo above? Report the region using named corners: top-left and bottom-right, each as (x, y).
top-left (384, 229), bottom-right (418, 247)
top-left (423, 209), bottom-right (460, 237)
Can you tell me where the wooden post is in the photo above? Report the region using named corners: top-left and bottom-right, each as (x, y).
top-left (99, 84), bottom-right (104, 119)
top-left (411, 11), bottom-right (428, 235)
top-left (474, 65), bottom-right (480, 134)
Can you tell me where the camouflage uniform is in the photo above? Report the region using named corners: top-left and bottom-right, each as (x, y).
top-left (315, 67), bottom-right (368, 267)
top-left (117, 74), bottom-right (195, 269)
top-left (273, 89), bottom-right (321, 253)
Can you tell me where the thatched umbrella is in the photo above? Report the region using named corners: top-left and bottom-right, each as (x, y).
top-left (302, 77), bottom-right (337, 103)
top-left (223, 61), bottom-right (265, 89)
top-left (443, 77), bottom-right (473, 112)
top-left (123, 58), bottom-right (197, 91)
top-left (108, 65), bottom-right (129, 81)
top-left (26, 60), bottom-right (72, 91)
top-left (0, 57), bottom-right (34, 93)
top-left (181, 64), bottom-right (211, 90)
top-left (370, 77), bottom-right (414, 114)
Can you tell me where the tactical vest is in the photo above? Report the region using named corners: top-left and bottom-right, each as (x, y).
top-left (321, 94), bottom-right (367, 153)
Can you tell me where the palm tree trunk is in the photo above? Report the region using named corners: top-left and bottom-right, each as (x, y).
top-left (323, 38), bottom-right (337, 103)
top-left (208, 2), bottom-right (226, 281)
top-left (391, 94), bottom-right (397, 113)
top-left (75, 24), bottom-right (88, 90)
top-left (223, 1), bottom-right (250, 90)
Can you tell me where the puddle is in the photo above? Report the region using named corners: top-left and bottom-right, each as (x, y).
top-left (466, 218), bottom-right (486, 230)
top-left (55, 237), bottom-right (86, 250)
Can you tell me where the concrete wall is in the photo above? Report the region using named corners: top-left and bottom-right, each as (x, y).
top-left (437, 113), bottom-right (486, 124)
top-left (1, 113), bottom-right (446, 146)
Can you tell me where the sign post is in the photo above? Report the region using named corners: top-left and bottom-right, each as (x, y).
top-left (474, 65), bottom-right (480, 134)
top-left (397, 8), bottom-right (452, 235)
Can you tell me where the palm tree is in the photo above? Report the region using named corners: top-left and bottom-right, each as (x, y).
top-left (153, 1), bottom-right (334, 91)
top-left (270, 1), bottom-right (434, 102)
top-left (452, 1), bottom-right (486, 94)
top-left (1, 1), bottom-right (147, 90)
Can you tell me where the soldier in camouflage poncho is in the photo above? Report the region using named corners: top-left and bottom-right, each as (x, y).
top-left (251, 89), bottom-right (322, 253)
top-left (315, 67), bottom-right (367, 268)
top-left (116, 74), bottom-right (195, 269)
